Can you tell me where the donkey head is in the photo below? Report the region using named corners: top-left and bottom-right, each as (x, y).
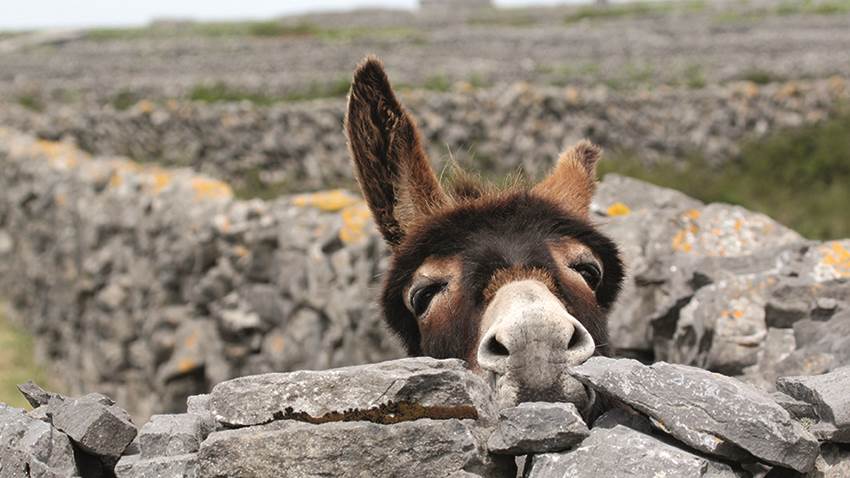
top-left (345, 57), bottom-right (624, 413)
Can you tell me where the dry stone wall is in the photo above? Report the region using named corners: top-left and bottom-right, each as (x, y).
top-left (2, 126), bottom-right (850, 428)
top-left (2, 77), bottom-right (847, 192)
top-left (2, 359), bottom-right (850, 477)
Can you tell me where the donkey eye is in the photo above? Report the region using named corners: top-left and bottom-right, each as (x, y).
top-left (410, 282), bottom-right (447, 318)
top-left (572, 263), bottom-right (602, 290)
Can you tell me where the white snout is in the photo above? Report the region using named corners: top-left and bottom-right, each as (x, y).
top-left (477, 280), bottom-right (595, 409)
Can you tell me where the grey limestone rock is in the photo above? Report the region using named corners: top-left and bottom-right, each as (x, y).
top-left (526, 423), bottom-right (741, 478)
top-left (571, 357), bottom-right (820, 472)
top-left (807, 443), bottom-right (850, 478)
top-left (197, 418), bottom-right (514, 478)
top-left (777, 366), bottom-right (850, 443)
top-left (0, 404), bottom-right (79, 478)
top-left (486, 402), bottom-right (589, 455)
top-left (207, 357), bottom-right (494, 427)
top-left (51, 395), bottom-right (138, 459)
top-left (138, 414), bottom-right (214, 459)
top-left (114, 453), bottom-right (198, 478)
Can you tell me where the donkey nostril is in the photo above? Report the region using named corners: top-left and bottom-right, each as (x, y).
top-left (567, 328), bottom-right (583, 350)
top-left (485, 336), bottom-right (510, 358)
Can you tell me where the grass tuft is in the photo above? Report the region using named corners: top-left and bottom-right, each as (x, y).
top-left (0, 306), bottom-right (55, 409)
top-left (599, 110), bottom-right (850, 239)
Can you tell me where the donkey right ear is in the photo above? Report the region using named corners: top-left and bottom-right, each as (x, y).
top-left (345, 56), bottom-right (448, 248)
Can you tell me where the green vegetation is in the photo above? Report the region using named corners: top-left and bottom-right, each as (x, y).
top-left (0, 306), bottom-right (55, 409)
top-left (188, 77), bottom-right (350, 105)
top-left (737, 69), bottom-right (782, 85)
top-left (467, 9), bottom-right (536, 27)
top-left (16, 94), bottom-right (44, 112)
top-left (422, 74), bottom-right (452, 93)
top-left (111, 90), bottom-right (140, 111)
top-left (86, 21), bottom-right (425, 43)
top-left (776, 0), bottom-right (850, 15)
top-left (564, 1), bottom-right (706, 24)
top-left (599, 111), bottom-right (850, 239)
top-left (680, 64), bottom-right (707, 89)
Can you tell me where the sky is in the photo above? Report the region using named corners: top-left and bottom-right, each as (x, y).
top-left (2, 0), bottom-right (588, 30)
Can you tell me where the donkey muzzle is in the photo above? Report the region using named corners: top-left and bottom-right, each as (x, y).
top-left (476, 280), bottom-right (595, 411)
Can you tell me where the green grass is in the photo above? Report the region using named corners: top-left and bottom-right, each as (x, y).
top-left (188, 77), bottom-right (350, 105)
top-left (565, 0), bottom-right (705, 23)
top-left (599, 111), bottom-right (850, 240)
top-left (777, 0), bottom-right (850, 15)
top-left (737, 69), bottom-right (782, 85)
top-left (111, 90), bottom-right (140, 111)
top-left (16, 94), bottom-right (44, 112)
top-left (467, 10), bottom-right (536, 27)
top-left (0, 306), bottom-right (54, 409)
top-left (86, 21), bottom-right (425, 43)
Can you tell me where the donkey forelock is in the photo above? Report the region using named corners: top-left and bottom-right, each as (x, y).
top-left (345, 56), bottom-right (624, 411)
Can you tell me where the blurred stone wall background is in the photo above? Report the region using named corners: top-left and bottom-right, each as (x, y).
top-left (1, 0), bottom-right (850, 421)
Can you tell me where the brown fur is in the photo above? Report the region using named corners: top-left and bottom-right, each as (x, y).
top-left (345, 56), bottom-right (449, 247)
top-left (344, 57), bottom-right (624, 363)
top-left (532, 140), bottom-right (601, 218)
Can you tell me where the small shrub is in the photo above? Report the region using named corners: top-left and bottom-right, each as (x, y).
top-left (17, 94), bottom-right (43, 111)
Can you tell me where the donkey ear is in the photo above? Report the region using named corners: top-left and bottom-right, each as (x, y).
top-left (345, 56), bottom-right (448, 247)
top-left (532, 140), bottom-right (601, 218)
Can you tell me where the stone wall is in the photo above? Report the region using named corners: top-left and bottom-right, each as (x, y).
top-left (2, 77), bottom-right (847, 192)
top-left (2, 126), bottom-right (849, 425)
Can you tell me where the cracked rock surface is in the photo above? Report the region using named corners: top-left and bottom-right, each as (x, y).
top-left (571, 357), bottom-right (820, 472)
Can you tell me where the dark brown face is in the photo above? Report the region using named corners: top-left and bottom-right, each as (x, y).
top-left (384, 193), bottom-right (623, 409)
top-left (344, 56), bottom-right (623, 410)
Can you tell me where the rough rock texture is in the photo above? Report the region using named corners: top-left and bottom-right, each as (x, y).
top-left (777, 367), bottom-right (850, 443)
top-left (2, 126), bottom-right (850, 422)
top-left (571, 357), bottom-right (820, 472)
top-left (198, 419), bottom-right (513, 478)
top-left (115, 453), bottom-right (198, 478)
top-left (0, 404), bottom-right (79, 477)
top-left (50, 394), bottom-right (138, 459)
top-left (138, 414), bottom-right (214, 458)
top-left (527, 423), bottom-right (741, 478)
top-left (486, 402), bottom-right (588, 455)
top-left (207, 357), bottom-right (494, 426)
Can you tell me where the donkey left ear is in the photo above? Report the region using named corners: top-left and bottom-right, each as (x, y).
top-left (532, 140), bottom-right (601, 218)
top-left (345, 56), bottom-right (448, 248)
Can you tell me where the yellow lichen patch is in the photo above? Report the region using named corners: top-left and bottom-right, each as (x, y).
top-left (292, 189), bottom-right (360, 212)
top-left (734, 219), bottom-right (743, 232)
top-left (339, 203), bottom-right (373, 245)
top-left (191, 177), bottom-right (233, 201)
top-left (732, 310), bottom-right (745, 319)
top-left (685, 209), bottom-right (701, 220)
top-left (109, 172), bottom-right (124, 189)
top-left (820, 242), bottom-right (850, 278)
top-left (136, 99), bottom-right (155, 114)
top-left (564, 87), bottom-right (580, 103)
top-left (184, 332), bottom-right (198, 349)
top-left (150, 169), bottom-right (172, 194)
top-left (54, 193), bottom-right (66, 207)
top-left (672, 228), bottom-right (693, 253)
top-left (776, 81), bottom-right (801, 100)
top-left (606, 202), bottom-right (631, 217)
top-left (233, 244), bottom-right (249, 258)
top-left (177, 358), bottom-right (198, 374)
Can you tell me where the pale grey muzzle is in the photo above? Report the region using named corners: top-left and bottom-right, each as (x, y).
top-left (477, 280), bottom-right (595, 409)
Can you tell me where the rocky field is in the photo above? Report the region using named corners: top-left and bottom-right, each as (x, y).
top-left (1, 1), bottom-right (850, 476)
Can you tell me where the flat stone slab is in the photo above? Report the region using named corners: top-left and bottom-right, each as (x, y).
top-left (51, 394), bottom-right (138, 458)
top-left (527, 423), bottom-right (741, 478)
top-left (571, 357), bottom-right (819, 472)
top-left (197, 418), bottom-right (513, 478)
top-left (486, 402), bottom-right (588, 455)
top-left (114, 453), bottom-right (198, 478)
top-left (139, 414), bottom-right (215, 458)
top-left (777, 366), bottom-right (850, 442)
top-left (207, 357), bottom-right (493, 427)
top-left (0, 403), bottom-right (79, 477)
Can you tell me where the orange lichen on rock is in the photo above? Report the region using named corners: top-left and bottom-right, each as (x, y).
top-left (818, 242), bottom-right (850, 279)
top-left (292, 189), bottom-right (360, 212)
top-left (191, 177), bottom-right (233, 201)
top-left (606, 202), bottom-right (631, 217)
top-left (340, 203), bottom-right (373, 245)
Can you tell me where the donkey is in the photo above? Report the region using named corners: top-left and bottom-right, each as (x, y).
top-left (345, 57), bottom-right (624, 414)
